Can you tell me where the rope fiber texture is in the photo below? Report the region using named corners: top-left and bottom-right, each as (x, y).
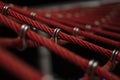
top-left (0, 5), bottom-right (119, 62)
top-left (0, 10), bottom-right (120, 80)
top-left (0, 1), bottom-right (120, 80)
top-left (7, 4), bottom-right (120, 49)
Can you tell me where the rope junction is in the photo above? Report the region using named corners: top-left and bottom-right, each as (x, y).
top-left (0, 1), bottom-right (120, 80)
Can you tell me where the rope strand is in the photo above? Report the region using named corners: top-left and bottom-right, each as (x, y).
top-left (1, 7), bottom-right (120, 61)
top-left (6, 5), bottom-right (120, 48)
top-left (0, 11), bottom-right (119, 80)
top-left (0, 48), bottom-right (43, 80)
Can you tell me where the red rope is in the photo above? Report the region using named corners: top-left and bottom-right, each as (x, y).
top-left (62, 15), bottom-right (120, 32)
top-left (0, 5), bottom-right (119, 62)
top-left (3, 7), bottom-right (120, 60)
top-left (0, 48), bottom-right (43, 80)
top-left (0, 11), bottom-right (120, 80)
top-left (6, 5), bottom-right (120, 49)
top-left (0, 37), bottom-right (39, 48)
top-left (46, 5), bottom-right (120, 32)
top-left (42, 14), bottom-right (120, 40)
top-left (71, 15), bottom-right (120, 32)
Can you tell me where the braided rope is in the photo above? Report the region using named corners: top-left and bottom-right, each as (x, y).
top-left (0, 2), bottom-right (120, 80)
top-left (0, 11), bottom-right (120, 80)
top-left (4, 8), bottom-right (119, 60)
top-left (7, 5), bottom-right (120, 48)
top-left (47, 16), bottom-right (120, 40)
top-left (0, 37), bottom-right (40, 48)
top-left (0, 48), bottom-right (43, 80)
top-left (2, 7), bottom-right (120, 61)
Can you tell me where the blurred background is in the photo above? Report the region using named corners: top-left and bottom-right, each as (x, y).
top-left (2, 0), bottom-right (120, 6)
top-left (3, 0), bottom-right (95, 6)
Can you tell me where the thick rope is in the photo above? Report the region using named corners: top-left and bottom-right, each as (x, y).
top-left (0, 12), bottom-right (120, 80)
top-left (0, 48), bottom-right (43, 80)
top-left (7, 5), bottom-right (120, 49)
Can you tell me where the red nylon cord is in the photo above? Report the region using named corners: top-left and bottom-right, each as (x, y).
top-left (3, 5), bottom-right (120, 49)
top-left (0, 2), bottom-right (120, 80)
top-left (0, 48), bottom-right (43, 80)
top-left (79, 16), bottom-right (120, 32)
top-left (3, 7), bottom-right (120, 60)
top-left (0, 33), bottom-right (70, 48)
top-left (41, 13), bottom-right (120, 40)
top-left (0, 37), bottom-right (40, 48)
top-left (0, 13), bottom-right (120, 80)
top-left (1, 2), bottom-right (120, 60)
top-left (1, 5), bottom-right (120, 62)
top-left (50, 6), bottom-right (120, 32)
top-left (65, 17), bottom-right (120, 32)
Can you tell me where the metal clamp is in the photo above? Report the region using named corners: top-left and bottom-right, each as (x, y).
top-left (23, 6), bottom-right (28, 10)
top-left (45, 13), bottom-right (51, 18)
top-left (57, 14), bottom-right (63, 18)
top-left (30, 26), bottom-right (37, 32)
top-left (18, 24), bottom-right (30, 51)
top-left (106, 15), bottom-right (111, 20)
top-left (73, 27), bottom-right (79, 37)
top-left (74, 13), bottom-right (80, 18)
top-left (52, 28), bottom-right (61, 44)
top-left (30, 12), bottom-right (36, 19)
top-left (86, 60), bottom-right (98, 80)
top-left (85, 24), bottom-right (91, 32)
top-left (94, 21), bottom-right (100, 26)
top-left (9, 4), bottom-right (14, 7)
top-left (109, 49), bottom-right (119, 71)
top-left (66, 13), bottom-right (71, 18)
top-left (2, 5), bottom-right (9, 15)
top-left (101, 18), bottom-right (106, 24)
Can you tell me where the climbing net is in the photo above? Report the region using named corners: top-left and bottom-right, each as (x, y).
top-left (0, 1), bottom-right (120, 80)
